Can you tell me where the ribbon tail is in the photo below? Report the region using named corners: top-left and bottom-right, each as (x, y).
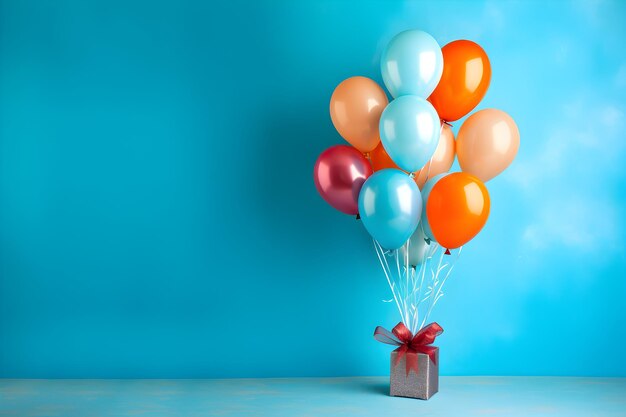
top-left (405, 351), bottom-right (419, 376)
top-left (394, 344), bottom-right (408, 369)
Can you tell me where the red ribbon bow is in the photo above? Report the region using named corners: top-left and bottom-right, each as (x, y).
top-left (374, 322), bottom-right (443, 376)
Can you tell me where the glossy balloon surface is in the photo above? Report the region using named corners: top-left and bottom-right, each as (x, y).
top-left (330, 76), bottom-right (388, 152)
top-left (314, 145), bottom-right (373, 215)
top-left (358, 169), bottom-right (421, 249)
top-left (381, 30), bottom-right (443, 98)
top-left (456, 109), bottom-right (520, 182)
top-left (379, 96), bottom-right (440, 173)
top-left (426, 172), bottom-right (490, 249)
top-left (419, 173), bottom-right (448, 241)
top-left (429, 40), bottom-right (491, 122)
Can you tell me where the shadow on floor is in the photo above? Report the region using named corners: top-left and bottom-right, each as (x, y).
top-left (350, 379), bottom-right (389, 396)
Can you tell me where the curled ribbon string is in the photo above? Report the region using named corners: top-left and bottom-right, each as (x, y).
top-left (374, 322), bottom-right (443, 376)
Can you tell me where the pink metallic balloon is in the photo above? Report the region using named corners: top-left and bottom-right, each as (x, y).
top-left (314, 145), bottom-right (373, 215)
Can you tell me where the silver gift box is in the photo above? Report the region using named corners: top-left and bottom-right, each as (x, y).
top-left (389, 347), bottom-right (439, 400)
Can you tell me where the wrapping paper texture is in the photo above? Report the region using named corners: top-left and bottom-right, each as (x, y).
top-left (390, 348), bottom-right (439, 400)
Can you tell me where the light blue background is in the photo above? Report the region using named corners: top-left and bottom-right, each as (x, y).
top-left (1, 0), bottom-right (625, 378)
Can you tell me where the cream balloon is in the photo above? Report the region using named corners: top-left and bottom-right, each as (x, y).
top-left (456, 109), bottom-right (520, 182)
top-left (413, 124), bottom-right (456, 189)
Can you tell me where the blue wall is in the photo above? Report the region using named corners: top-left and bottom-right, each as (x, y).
top-left (1, 0), bottom-right (625, 378)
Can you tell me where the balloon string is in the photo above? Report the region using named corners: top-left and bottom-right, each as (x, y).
top-left (413, 255), bottom-right (427, 334)
top-left (410, 253), bottom-right (422, 333)
top-left (420, 245), bottom-right (463, 330)
top-left (419, 247), bottom-right (444, 330)
top-left (410, 266), bottom-right (418, 333)
top-left (385, 246), bottom-right (406, 323)
top-left (404, 239), bottom-right (411, 330)
top-left (394, 247), bottom-right (408, 325)
top-left (374, 238), bottom-right (458, 333)
top-left (374, 239), bottom-right (406, 325)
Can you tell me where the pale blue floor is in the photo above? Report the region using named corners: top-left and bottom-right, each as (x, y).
top-left (0, 377), bottom-right (625, 416)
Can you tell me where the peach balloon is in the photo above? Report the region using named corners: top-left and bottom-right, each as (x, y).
top-left (456, 109), bottom-right (520, 182)
top-left (330, 76), bottom-right (388, 153)
top-left (370, 125), bottom-right (455, 190)
top-left (414, 124), bottom-right (456, 189)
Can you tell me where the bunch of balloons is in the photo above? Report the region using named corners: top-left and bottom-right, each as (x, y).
top-left (314, 30), bottom-right (519, 262)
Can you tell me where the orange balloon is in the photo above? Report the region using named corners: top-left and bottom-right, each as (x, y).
top-left (370, 125), bottom-right (456, 190)
top-left (414, 124), bottom-right (456, 189)
top-left (330, 76), bottom-right (388, 153)
top-left (456, 109), bottom-right (520, 182)
top-left (426, 172), bottom-right (490, 249)
top-left (370, 141), bottom-right (400, 171)
top-left (428, 40), bottom-right (491, 122)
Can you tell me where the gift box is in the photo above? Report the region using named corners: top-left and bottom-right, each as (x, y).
top-left (375, 322), bottom-right (442, 400)
top-left (390, 347), bottom-right (438, 399)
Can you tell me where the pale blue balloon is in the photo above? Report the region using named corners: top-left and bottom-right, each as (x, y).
top-left (420, 173), bottom-right (448, 241)
top-left (358, 169), bottom-right (422, 250)
top-left (379, 95), bottom-right (441, 173)
top-left (381, 30), bottom-right (443, 98)
top-left (400, 226), bottom-right (438, 267)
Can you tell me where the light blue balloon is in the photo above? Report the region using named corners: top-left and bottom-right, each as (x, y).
top-left (420, 173), bottom-right (448, 241)
top-left (381, 30), bottom-right (443, 98)
top-left (358, 169), bottom-right (422, 250)
top-left (379, 95), bottom-right (441, 173)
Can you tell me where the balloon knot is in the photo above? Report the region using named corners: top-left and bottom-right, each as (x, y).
top-left (443, 121), bottom-right (453, 127)
top-left (356, 213), bottom-right (361, 220)
top-left (445, 248), bottom-right (451, 255)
